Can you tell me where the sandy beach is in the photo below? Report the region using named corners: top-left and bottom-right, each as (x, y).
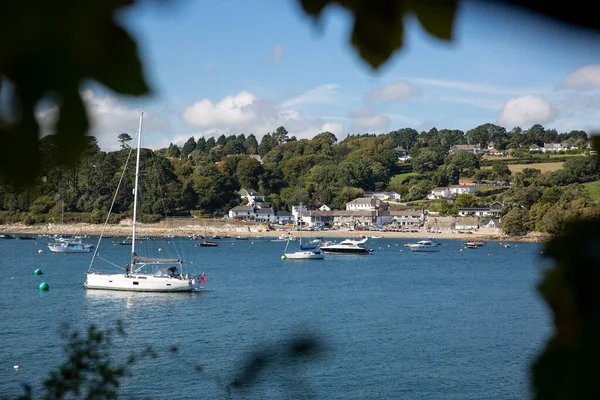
top-left (0, 219), bottom-right (550, 243)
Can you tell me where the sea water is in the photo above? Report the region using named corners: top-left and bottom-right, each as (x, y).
top-left (0, 236), bottom-right (550, 399)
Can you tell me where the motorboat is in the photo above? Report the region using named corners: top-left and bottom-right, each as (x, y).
top-left (199, 238), bottom-right (219, 247)
top-left (48, 236), bottom-right (94, 253)
top-left (408, 240), bottom-right (440, 252)
top-left (282, 206), bottom-right (324, 260)
top-left (426, 236), bottom-right (442, 246)
top-left (320, 237), bottom-right (372, 254)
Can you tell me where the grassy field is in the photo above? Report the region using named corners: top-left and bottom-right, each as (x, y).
top-left (584, 180), bottom-right (600, 200)
top-left (390, 172), bottom-right (422, 185)
top-left (482, 162), bottom-right (564, 174)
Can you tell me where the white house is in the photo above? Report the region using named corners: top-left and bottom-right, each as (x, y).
top-left (448, 185), bottom-right (477, 196)
top-left (529, 144), bottom-right (542, 152)
top-left (486, 218), bottom-right (500, 228)
top-left (449, 144), bottom-right (483, 154)
top-left (364, 191), bottom-right (402, 201)
top-left (275, 210), bottom-right (293, 224)
top-left (228, 205), bottom-right (255, 219)
top-left (428, 187), bottom-right (452, 199)
top-left (457, 201), bottom-right (503, 217)
top-left (291, 205), bottom-right (308, 221)
top-left (390, 210), bottom-right (424, 226)
top-left (455, 217), bottom-right (479, 230)
top-left (255, 207), bottom-right (277, 223)
top-left (346, 198), bottom-right (389, 211)
top-left (239, 188), bottom-right (267, 207)
top-left (542, 142), bottom-right (576, 152)
top-left (394, 147), bottom-right (411, 162)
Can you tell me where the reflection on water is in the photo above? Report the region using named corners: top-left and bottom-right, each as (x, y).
top-left (84, 289), bottom-right (207, 308)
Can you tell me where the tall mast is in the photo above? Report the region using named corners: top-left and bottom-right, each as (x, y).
top-left (131, 111), bottom-right (144, 264)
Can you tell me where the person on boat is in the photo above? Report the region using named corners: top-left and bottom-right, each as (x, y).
top-left (200, 273), bottom-right (206, 285)
top-left (125, 264), bottom-right (130, 276)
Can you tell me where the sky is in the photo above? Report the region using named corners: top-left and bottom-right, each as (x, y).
top-left (43, 0), bottom-right (600, 150)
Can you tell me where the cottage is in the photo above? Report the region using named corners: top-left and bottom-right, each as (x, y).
top-left (428, 187), bottom-right (452, 200)
top-left (528, 144), bottom-right (542, 152)
top-left (394, 147), bottom-right (412, 162)
top-left (275, 210), bottom-right (293, 225)
top-left (228, 205), bottom-right (255, 219)
top-left (255, 208), bottom-right (276, 223)
top-left (457, 207), bottom-right (493, 217)
top-left (448, 185), bottom-right (477, 196)
top-left (390, 210), bottom-right (424, 226)
top-left (486, 218), bottom-right (500, 228)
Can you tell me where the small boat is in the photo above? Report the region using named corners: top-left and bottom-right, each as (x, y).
top-left (464, 243), bottom-right (478, 249)
top-left (503, 244), bottom-right (511, 248)
top-left (0, 234), bottom-right (16, 239)
top-left (235, 236), bottom-right (249, 240)
top-left (199, 239), bottom-right (219, 247)
top-left (19, 235), bottom-right (37, 240)
top-left (212, 235), bottom-right (221, 240)
top-left (283, 206), bottom-right (324, 260)
top-left (408, 240), bottom-right (439, 252)
top-left (370, 235), bottom-right (383, 239)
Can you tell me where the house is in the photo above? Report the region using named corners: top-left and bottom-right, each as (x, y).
top-left (449, 144), bottom-right (483, 154)
top-left (485, 147), bottom-right (503, 156)
top-left (486, 218), bottom-right (500, 228)
top-left (228, 205), bottom-right (255, 219)
top-left (394, 147), bottom-right (412, 162)
top-left (488, 201), bottom-right (504, 217)
top-left (543, 143), bottom-right (566, 152)
top-left (528, 144), bottom-right (542, 152)
top-left (275, 210), bottom-right (294, 224)
top-left (331, 210), bottom-right (392, 227)
top-left (291, 205), bottom-right (308, 221)
top-left (318, 205), bottom-right (331, 211)
top-left (364, 191), bottom-right (402, 201)
top-left (425, 216), bottom-right (455, 230)
top-left (255, 208), bottom-right (276, 223)
top-left (346, 198), bottom-right (389, 211)
top-left (249, 154), bottom-right (263, 164)
top-left (428, 187), bottom-right (452, 200)
top-left (457, 202), bottom-right (503, 218)
top-left (239, 188), bottom-right (267, 207)
top-left (448, 185), bottom-right (477, 196)
top-left (390, 210), bottom-right (424, 226)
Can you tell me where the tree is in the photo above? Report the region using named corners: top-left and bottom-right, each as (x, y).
top-left (501, 207), bottom-right (529, 236)
top-left (181, 136), bottom-right (196, 157)
top-left (244, 134), bottom-right (259, 154)
top-left (272, 126), bottom-right (289, 144)
top-left (492, 163), bottom-right (511, 180)
top-left (118, 133), bottom-right (133, 149)
top-left (197, 137), bottom-right (206, 153)
top-left (412, 149), bottom-right (444, 173)
top-left (258, 133), bottom-right (276, 156)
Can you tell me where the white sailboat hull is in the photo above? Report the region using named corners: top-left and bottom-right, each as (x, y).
top-left (284, 251), bottom-right (324, 260)
top-left (84, 273), bottom-right (204, 292)
top-left (408, 245), bottom-right (439, 252)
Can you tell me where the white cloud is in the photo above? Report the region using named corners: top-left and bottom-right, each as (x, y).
top-left (348, 106), bottom-right (391, 132)
top-left (270, 44), bottom-right (284, 63)
top-left (281, 84), bottom-right (339, 108)
top-left (560, 65), bottom-right (600, 90)
top-left (497, 95), bottom-right (554, 127)
top-left (182, 91), bottom-right (258, 128)
top-left (35, 90), bottom-right (169, 151)
top-left (321, 122), bottom-right (343, 137)
top-left (366, 81), bottom-right (416, 101)
top-left (408, 77), bottom-right (545, 96)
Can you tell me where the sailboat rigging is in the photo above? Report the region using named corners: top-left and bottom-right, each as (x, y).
top-left (84, 111), bottom-right (205, 292)
top-left (282, 205), bottom-right (324, 260)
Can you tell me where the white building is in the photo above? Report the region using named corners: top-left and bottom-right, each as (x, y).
top-left (345, 198), bottom-right (389, 211)
top-left (448, 185), bottom-right (477, 196)
top-left (428, 187), bottom-right (452, 199)
top-left (228, 205), bottom-right (255, 219)
top-left (364, 191), bottom-right (402, 201)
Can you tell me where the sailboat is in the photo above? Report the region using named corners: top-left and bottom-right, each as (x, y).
top-left (282, 205), bottom-right (324, 260)
top-left (84, 112), bottom-right (205, 292)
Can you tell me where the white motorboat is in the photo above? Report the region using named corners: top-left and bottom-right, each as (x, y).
top-left (408, 240), bottom-right (440, 252)
top-left (283, 206), bottom-right (324, 260)
top-left (320, 237), bottom-right (372, 254)
top-left (84, 112), bottom-right (205, 292)
top-left (426, 236), bottom-right (442, 246)
top-left (47, 236), bottom-right (94, 253)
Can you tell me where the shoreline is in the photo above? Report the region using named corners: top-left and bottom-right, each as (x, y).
top-left (0, 221), bottom-right (550, 243)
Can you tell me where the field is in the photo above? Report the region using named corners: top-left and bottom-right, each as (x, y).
top-left (584, 180), bottom-right (600, 200)
top-left (390, 172), bottom-right (422, 185)
top-left (482, 162), bottom-right (564, 174)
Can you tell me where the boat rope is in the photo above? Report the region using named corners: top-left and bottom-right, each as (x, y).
top-left (86, 139), bottom-right (136, 273)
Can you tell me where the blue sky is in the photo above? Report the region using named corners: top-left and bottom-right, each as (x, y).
top-left (72, 0), bottom-right (600, 150)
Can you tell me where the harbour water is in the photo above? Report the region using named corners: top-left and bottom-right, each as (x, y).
top-left (0, 236), bottom-right (550, 399)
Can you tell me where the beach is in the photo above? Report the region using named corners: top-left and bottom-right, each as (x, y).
top-left (0, 218), bottom-right (549, 243)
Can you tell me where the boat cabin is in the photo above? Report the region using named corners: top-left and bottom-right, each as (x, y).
top-left (154, 266), bottom-right (181, 278)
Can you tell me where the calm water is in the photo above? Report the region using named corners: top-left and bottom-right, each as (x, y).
top-left (0, 236), bottom-right (551, 399)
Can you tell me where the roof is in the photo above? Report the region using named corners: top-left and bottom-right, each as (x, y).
top-left (431, 187), bottom-right (450, 192)
top-left (451, 144), bottom-right (480, 150)
top-left (448, 185), bottom-right (475, 189)
top-left (241, 188), bottom-right (260, 196)
top-left (390, 211), bottom-right (422, 217)
top-left (230, 205), bottom-right (254, 211)
top-left (255, 208), bottom-right (274, 214)
top-left (276, 210), bottom-right (292, 217)
top-left (458, 207), bottom-right (490, 211)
